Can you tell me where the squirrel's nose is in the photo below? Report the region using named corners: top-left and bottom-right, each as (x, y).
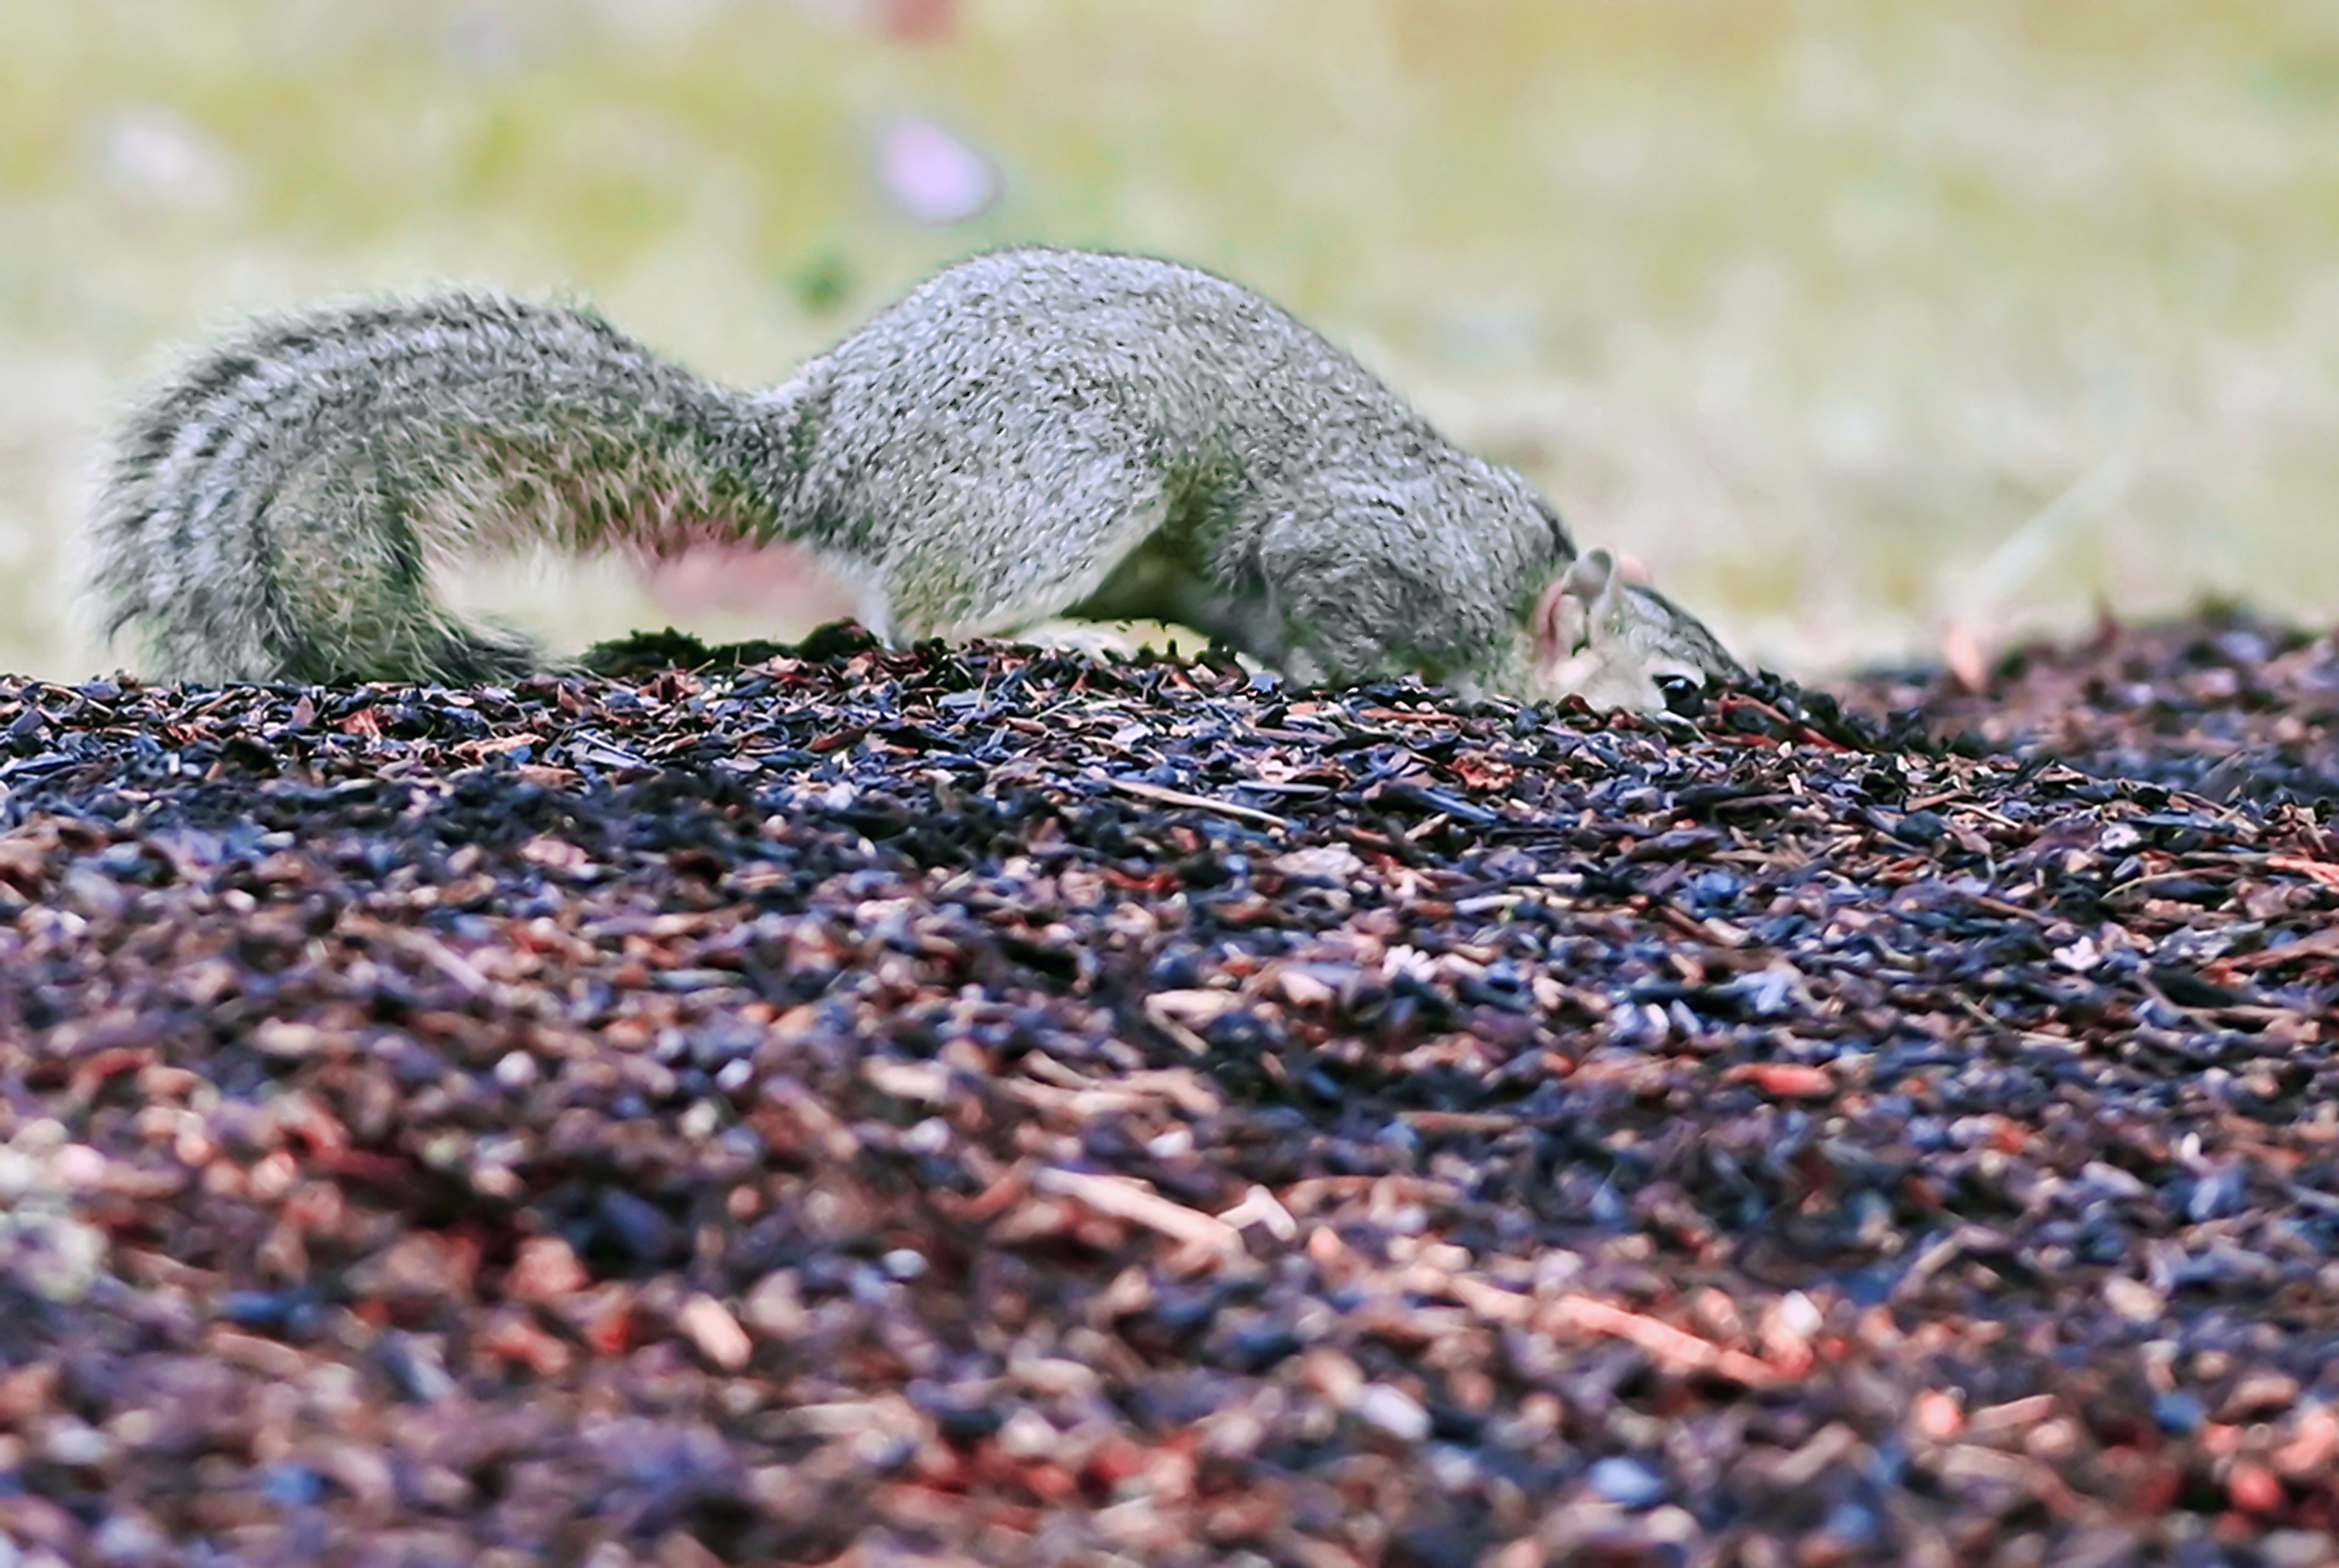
top-left (1656, 674), bottom-right (1706, 717)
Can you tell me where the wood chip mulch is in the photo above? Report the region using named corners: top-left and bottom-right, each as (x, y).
top-left (2, 612), bottom-right (2337, 1567)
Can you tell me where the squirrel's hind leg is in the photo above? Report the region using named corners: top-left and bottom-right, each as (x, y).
top-left (860, 451), bottom-right (1174, 644)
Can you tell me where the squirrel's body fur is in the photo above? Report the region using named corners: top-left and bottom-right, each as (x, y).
top-left (93, 247), bottom-right (1741, 706)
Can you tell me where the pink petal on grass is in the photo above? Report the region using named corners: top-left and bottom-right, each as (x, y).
top-left (878, 117), bottom-right (999, 224)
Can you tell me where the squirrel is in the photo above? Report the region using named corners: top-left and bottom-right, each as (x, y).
top-left (89, 246), bottom-right (1743, 712)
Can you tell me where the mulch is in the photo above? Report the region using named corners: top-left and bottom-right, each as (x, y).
top-left (1, 610), bottom-right (2336, 1567)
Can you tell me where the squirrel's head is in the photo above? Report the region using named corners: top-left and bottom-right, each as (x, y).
top-left (1527, 548), bottom-right (1745, 716)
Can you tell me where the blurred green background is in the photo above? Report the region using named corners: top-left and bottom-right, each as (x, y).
top-left (3, 0), bottom-right (2336, 682)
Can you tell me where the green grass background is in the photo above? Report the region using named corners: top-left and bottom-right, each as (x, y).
top-left (3, 0), bottom-right (2336, 681)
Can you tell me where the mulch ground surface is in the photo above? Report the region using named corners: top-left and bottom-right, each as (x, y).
top-left (2, 612), bottom-right (2338, 1567)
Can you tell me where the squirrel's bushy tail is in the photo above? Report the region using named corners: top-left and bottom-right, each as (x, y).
top-left (89, 292), bottom-right (789, 685)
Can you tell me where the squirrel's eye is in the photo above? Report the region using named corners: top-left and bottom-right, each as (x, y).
top-left (1656, 674), bottom-right (1705, 716)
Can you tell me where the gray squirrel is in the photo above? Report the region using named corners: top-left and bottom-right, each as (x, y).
top-left (89, 246), bottom-right (1743, 710)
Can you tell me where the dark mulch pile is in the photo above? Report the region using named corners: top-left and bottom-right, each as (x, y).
top-left (1846, 608), bottom-right (2339, 810)
top-left (2, 613), bottom-right (2337, 1567)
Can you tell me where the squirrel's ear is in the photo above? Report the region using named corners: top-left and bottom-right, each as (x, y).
top-left (1584, 548), bottom-right (1632, 635)
top-left (1533, 548), bottom-right (1617, 666)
